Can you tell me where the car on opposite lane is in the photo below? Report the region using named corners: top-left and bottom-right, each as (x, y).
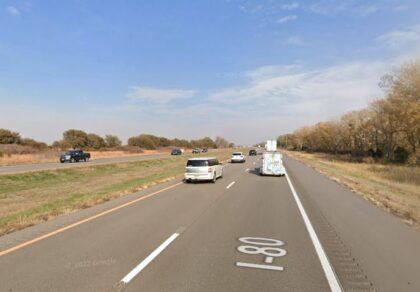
top-left (59, 150), bottom-right (90, 163)
top-left (249, 149), bottom-right (257, 156)
top-left (192, 148), bottom-right (202, 154)
top-left (171, 149), bottom-right (182, 155)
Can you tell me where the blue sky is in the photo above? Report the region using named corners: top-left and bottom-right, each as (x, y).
top-left (1, 0), bottom-right (420, 144)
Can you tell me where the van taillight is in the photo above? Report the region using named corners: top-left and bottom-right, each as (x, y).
top-left (208, 168), bottom-right (212, 173)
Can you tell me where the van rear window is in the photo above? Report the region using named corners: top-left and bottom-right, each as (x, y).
top-left (187, 160), bottom-right (209, 167)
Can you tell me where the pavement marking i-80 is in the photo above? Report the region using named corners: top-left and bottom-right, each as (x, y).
top-left (285, 170), bottom-right (343, 292)
top-left (236, 237), bottom-right (287, 271)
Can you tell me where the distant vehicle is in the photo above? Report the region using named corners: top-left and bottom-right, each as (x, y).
top-left (192, 148), bottom-right (201, 154)
top-left (171, 149), bottom-right (182, 155)
top-left (249, 149), bottom-right (257, 156)
top-left (260, 152), bottom-right (285, 176)
top-left (184, 157), bottom-right (223, 183)
top-left (201, 147), bottom-right (208, 153)
top-left (60, 150), bottom-right (90, 163)
top-left (231, 152), bottom-right (246, 163)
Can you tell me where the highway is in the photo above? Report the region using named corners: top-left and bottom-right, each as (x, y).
top-left (0, 153), bottom-right (169, 175)
top-left (0, 155), bottom-right (419, 291)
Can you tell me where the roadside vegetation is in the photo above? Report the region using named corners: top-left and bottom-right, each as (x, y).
top-left (0, 149), bottom-right (237, 236)
top-left (279, 61), bottom-right (419, 226)
top-left (0, 128), bottom-right (233, 165)
top-left (278, 61), bottom-right (419, 165)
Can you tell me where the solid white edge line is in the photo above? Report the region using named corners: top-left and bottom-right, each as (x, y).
top-left (121, 232), bottom-right (179, 284)
top-left (226, 181), bottom-right (235, 189)
top-left (285, 170), bottom-right (343, 292)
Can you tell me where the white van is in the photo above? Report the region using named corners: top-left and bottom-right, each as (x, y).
top-left (185, 157), bottom-right (223, 183)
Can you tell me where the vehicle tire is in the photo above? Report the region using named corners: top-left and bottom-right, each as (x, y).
top-left (70, 158), bottom-right (75, 163)
top-left (212, 172), bottom-right (217, 183)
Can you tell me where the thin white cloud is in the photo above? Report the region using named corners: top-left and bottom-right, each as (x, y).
top-left (284, 36), bottom-right (303, 45)
top-left (6, 6), bottom-right (20, 16)
top-left (126, 86), bottom-right (196, 104)
top-left (376, 25), bottom-right (420, 50)
top-left (308, 1), bottom-right (380, 16)
top-left (210, 61), bottom-right (387, 115)
top-left (277, 15), bottom-right (297, 24)
top-left (245, 64), bottom-right (302, 80)
top-left (282, 2), bottom-right (300, 10)
top-left (359, 5), bottom-right (378, 17)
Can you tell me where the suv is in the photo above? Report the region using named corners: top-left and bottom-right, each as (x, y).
top-left (249, 149), bottom-right (257, 156)
top-left (185, 157), bottom-right (223, 183)
top-left (192, 148), bottom-right (201, 154)
top-left (231, 152), bottom-right (246, 163)
top-left (171, 149), bottom-right (182, 155)
top-left (60, 150), bottom-right (90, 163)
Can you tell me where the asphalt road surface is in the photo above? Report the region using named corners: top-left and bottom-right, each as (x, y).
top-left (0, 155), bottom-right (419, 291)
top-left (0, 153), bottom-right (170, 175)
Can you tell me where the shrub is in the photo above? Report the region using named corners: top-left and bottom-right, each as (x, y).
top-left (128, 135), bottom-right (157, 150)
top-left (105, 135), bottom-right (122, 148)
top-left (21, 138), bottom-right (48, 150)
top-left (0, 129), bottom-right (21, 144)
top-left (87, 133), bottom-right (106, 149)
top-left (63, 129), bottom-right (89, 149)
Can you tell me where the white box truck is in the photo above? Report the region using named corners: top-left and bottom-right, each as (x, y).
top-left (265, 140), bottom-right (277, 151)
top-left (260, 152), bottom-right (285, 176)
top-left (260, 140), bottom-right (285, 176)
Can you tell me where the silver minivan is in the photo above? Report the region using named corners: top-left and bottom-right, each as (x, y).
top-left (184, 157), bottom-right (223, 183)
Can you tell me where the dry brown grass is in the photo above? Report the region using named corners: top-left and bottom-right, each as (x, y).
top-left (285, 151), bottom-right (420, 227)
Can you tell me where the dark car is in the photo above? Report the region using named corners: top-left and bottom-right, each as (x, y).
top-left (249, 149), bottom-right (257, 156)
top-left (60, 150), bottom-right (90, 163)
top-left (171, 149), bottom-right (182, 155)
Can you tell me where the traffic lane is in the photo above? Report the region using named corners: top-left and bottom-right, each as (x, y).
top-left (127, 159), bottom-right (330, 291)
top-left (0, 158), bottom-right (248, 291)
top-left (0, 153), bottom-right (170, 175)
top-left (283, 155), bottom-right (420, 292)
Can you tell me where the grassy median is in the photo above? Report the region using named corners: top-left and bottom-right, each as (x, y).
top-left (285, 151), bottom-right (420, 227)
top-left (0, 150), bottom-right (237, 236)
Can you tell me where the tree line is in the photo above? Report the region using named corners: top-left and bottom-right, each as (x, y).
top-left (0, 129), bottom-right (48, 150)
top-left (278, 61), bottom-right (420, 164)
top-left (0, 128), bottom-right (232, 150)
top-left (125, 134), bottom-right (232, 149)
